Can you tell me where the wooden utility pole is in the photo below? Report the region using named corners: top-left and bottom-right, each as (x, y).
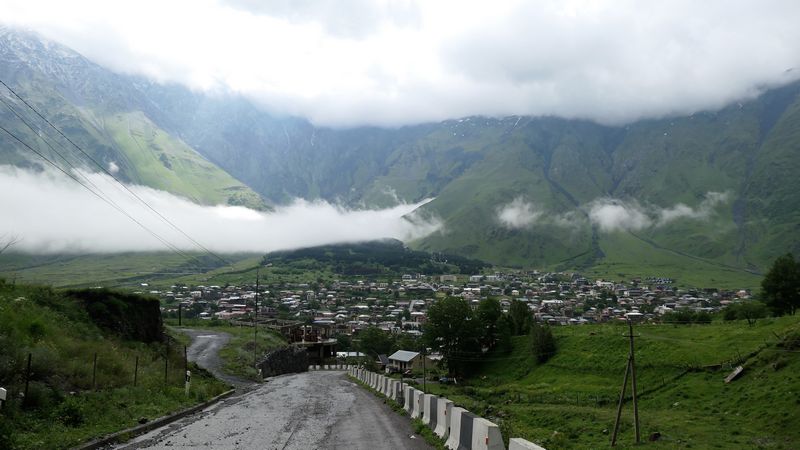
top-left (611, 319), bottom-right (640, 446)
top-left (253, 266), bottom-right (259, 368)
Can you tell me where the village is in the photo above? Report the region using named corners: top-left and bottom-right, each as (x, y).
top-left (142, 270), bottom-right (753, 367)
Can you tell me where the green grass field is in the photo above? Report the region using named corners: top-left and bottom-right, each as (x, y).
top-left (423, 317), bottom-right (800, 449)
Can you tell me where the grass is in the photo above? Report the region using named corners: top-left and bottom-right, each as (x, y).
top-left (418, 317), bottom-right (800, 449)
top-left (0, 281), bottom-right (229, 449)
top-left (167, 320), bottom-right (287, 380)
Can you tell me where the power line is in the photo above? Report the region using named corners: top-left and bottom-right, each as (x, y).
top-left (0, 78), bottom-right (232, 267)
top-left (0, 124), bottom-right (198, 263)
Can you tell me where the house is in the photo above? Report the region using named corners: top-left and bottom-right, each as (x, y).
top-left (377, 354), bottom-right (390, 370)
top-left (388, 350), bottom-right (421, 372)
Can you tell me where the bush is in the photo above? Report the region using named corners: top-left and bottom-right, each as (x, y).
top-left (53, 396), bottom-right (86, 427)
top-left (531, 322), bottom-right (556, 363)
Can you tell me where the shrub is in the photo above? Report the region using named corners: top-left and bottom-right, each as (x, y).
top-left (531, 322), bottom-right (556, 363)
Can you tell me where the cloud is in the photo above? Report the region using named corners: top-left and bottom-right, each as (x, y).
top-left (0, 165), bottom-right (441, 254)
top-left (497, 197), bottom-right (543, 228)
top-left (2, 0), bottom-right (799, 127)
top-left (586, 192), bottom-right (730, 232)
top-left (498, 192), bottom-right (730, 232)
top-left (587, 199), bottom-right (653, 232)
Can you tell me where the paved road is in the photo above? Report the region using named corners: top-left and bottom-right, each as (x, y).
top-left (117, 371), bottom-right (432, 450)
top-left (178, 328), bottom-right (251, 388)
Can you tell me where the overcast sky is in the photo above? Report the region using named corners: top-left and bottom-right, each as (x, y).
top-left (3, 0), bottom-right (799, 127)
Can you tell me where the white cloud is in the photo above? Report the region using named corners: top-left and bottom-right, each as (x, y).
top-left (497, 197), bottom-right (543, 228)
top-left (586, 192), bottom-right (730, 232)
top-left (497, 192), bottom-right (730, 232)
top-left (0, 165), bottom-right (441, 254)
top-left (2, 0), bottom-right (799, 127)
top-left (587, 199), bottom-right (653, 232)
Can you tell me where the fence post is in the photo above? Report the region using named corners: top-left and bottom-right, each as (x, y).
top-left (92, 353), bottom-right (98, 390)
top-left (23, 353), bottom-right (31, 406)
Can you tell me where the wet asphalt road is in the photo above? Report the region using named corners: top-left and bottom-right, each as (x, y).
top-left (178, 328), bottom-right (251, 388)
top-left (117, 371), bottom-right (432, 450)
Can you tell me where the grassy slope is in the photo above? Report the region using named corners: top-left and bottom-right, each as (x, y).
top-left (425, 317), bottom-right (800, 449)
top-left (0, 252), bottom-right (259, 288)
top-left (0, 281), bottom-right (229, 449)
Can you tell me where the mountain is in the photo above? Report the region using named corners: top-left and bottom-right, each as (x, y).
top-left (1, 28), bottom-right (799, 284)
top-left (0, 28), bottom-right (265, 209)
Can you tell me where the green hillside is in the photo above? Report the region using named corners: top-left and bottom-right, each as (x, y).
top-left (0, 280), bottom-right (229, 449)
top-left (425, 317), bottom-right (800, 449)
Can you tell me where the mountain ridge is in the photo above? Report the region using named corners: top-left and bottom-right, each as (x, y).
top-left (1, 27), bottom-right (798, 281)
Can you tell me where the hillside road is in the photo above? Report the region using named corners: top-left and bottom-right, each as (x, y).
top-left (116, 370), bottom-right (432, 450)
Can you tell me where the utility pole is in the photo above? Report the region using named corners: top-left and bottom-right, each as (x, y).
top-left (611, 319), bottom-right (640, 446)
top-left (422, 348), bottom-right (427, 392)
top-left (253, 266), bottom-right (259, 368)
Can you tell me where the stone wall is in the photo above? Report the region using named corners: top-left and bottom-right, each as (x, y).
top-left (258, 346), bottom-right (309, 378)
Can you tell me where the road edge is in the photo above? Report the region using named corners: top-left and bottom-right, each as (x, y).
top-left (72, 388), bottom-right (237, 450)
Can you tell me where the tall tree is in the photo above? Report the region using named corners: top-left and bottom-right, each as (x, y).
top-left (476, 298), bottom-right (502, 347)
top-left (508, 299), bottom-right (532, 335)
top-left (356, 326), bottom-right (394, 357)
top-left (423, 297), bottom-right (481, 376)
top-left (761, 253), bottom-right (800, 316)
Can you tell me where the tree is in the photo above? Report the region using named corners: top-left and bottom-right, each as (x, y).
top-left (722, 301), bottom-right (769, 326)
top-left (761, 253), bottom-right (800, 316)
top-left (356, 326), bottom-right (394, 358)
top-left (476, 298), bottom-right (502, 347)
top-left (423, 297), bottom-right (482, 376)
top-left (508, 300), bottom-right (532, 335)
top-left (530, 322), bottom-right (556, 363)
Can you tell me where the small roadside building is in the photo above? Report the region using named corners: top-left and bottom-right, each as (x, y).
top-left (388, 350), bottom-right (421, 372)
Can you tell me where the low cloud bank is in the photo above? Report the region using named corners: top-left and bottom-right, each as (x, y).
top-left (0, 166), bottom-right (441, 254)
top-left (497, 192), bottom-right (730, 232)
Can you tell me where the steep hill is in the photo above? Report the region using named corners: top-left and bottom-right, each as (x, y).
top-left (0, 28), bottom-right (265, 209)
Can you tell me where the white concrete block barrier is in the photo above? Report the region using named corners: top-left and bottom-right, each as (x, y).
top-left (434, 398), bottom-right (453, 439)
top-left (445, 407), bottom-right (475, 450)
top-left (422, 393), bottom-right (437, 426)
top-left (377, 375), bottom-right (385, 395)
top-left (324, 365), bottom-right (330, 370)
top-left (390, 380), bottom-right (402, 402)
top-left (471, 417), bottom-right (505, 450)
top-left (314, 365), bottom-right (320, 370)
top-left (308, 365), bottom-right (314, 371)
top-left (382, 377), bottom-right (392, 396)
top-left (411, 389), bottom-right (425, 419)
top-left (404, 386), bottom-right (417, 414)
top-left (509, 438), bottom-right (546, 450)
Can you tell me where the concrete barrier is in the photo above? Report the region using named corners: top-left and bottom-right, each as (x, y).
top-left (314, 365), bottom-right (320, 370)
top-left (383, 377), bottom-right (392, 396)
top-left (389, 380), bottom-right (400, 401)
top-left (434, 397), bottom-right (453, 439)
top-left (308, 365), bottom-right (314, 371)
top-left (509, 438), bottom-right (546, 450)
top-left (423, 394), bottom-right (437, 427)
top-left (411, 390), bottom-right (425, 419)
top-left (445, 407), bottom-right (475, 450)
top-left (324, 365), bottom-right (329, 370)
top-left (471, 417), bottom-right (505, 450)
top-left (404, 386), bottom-right (416, 414)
